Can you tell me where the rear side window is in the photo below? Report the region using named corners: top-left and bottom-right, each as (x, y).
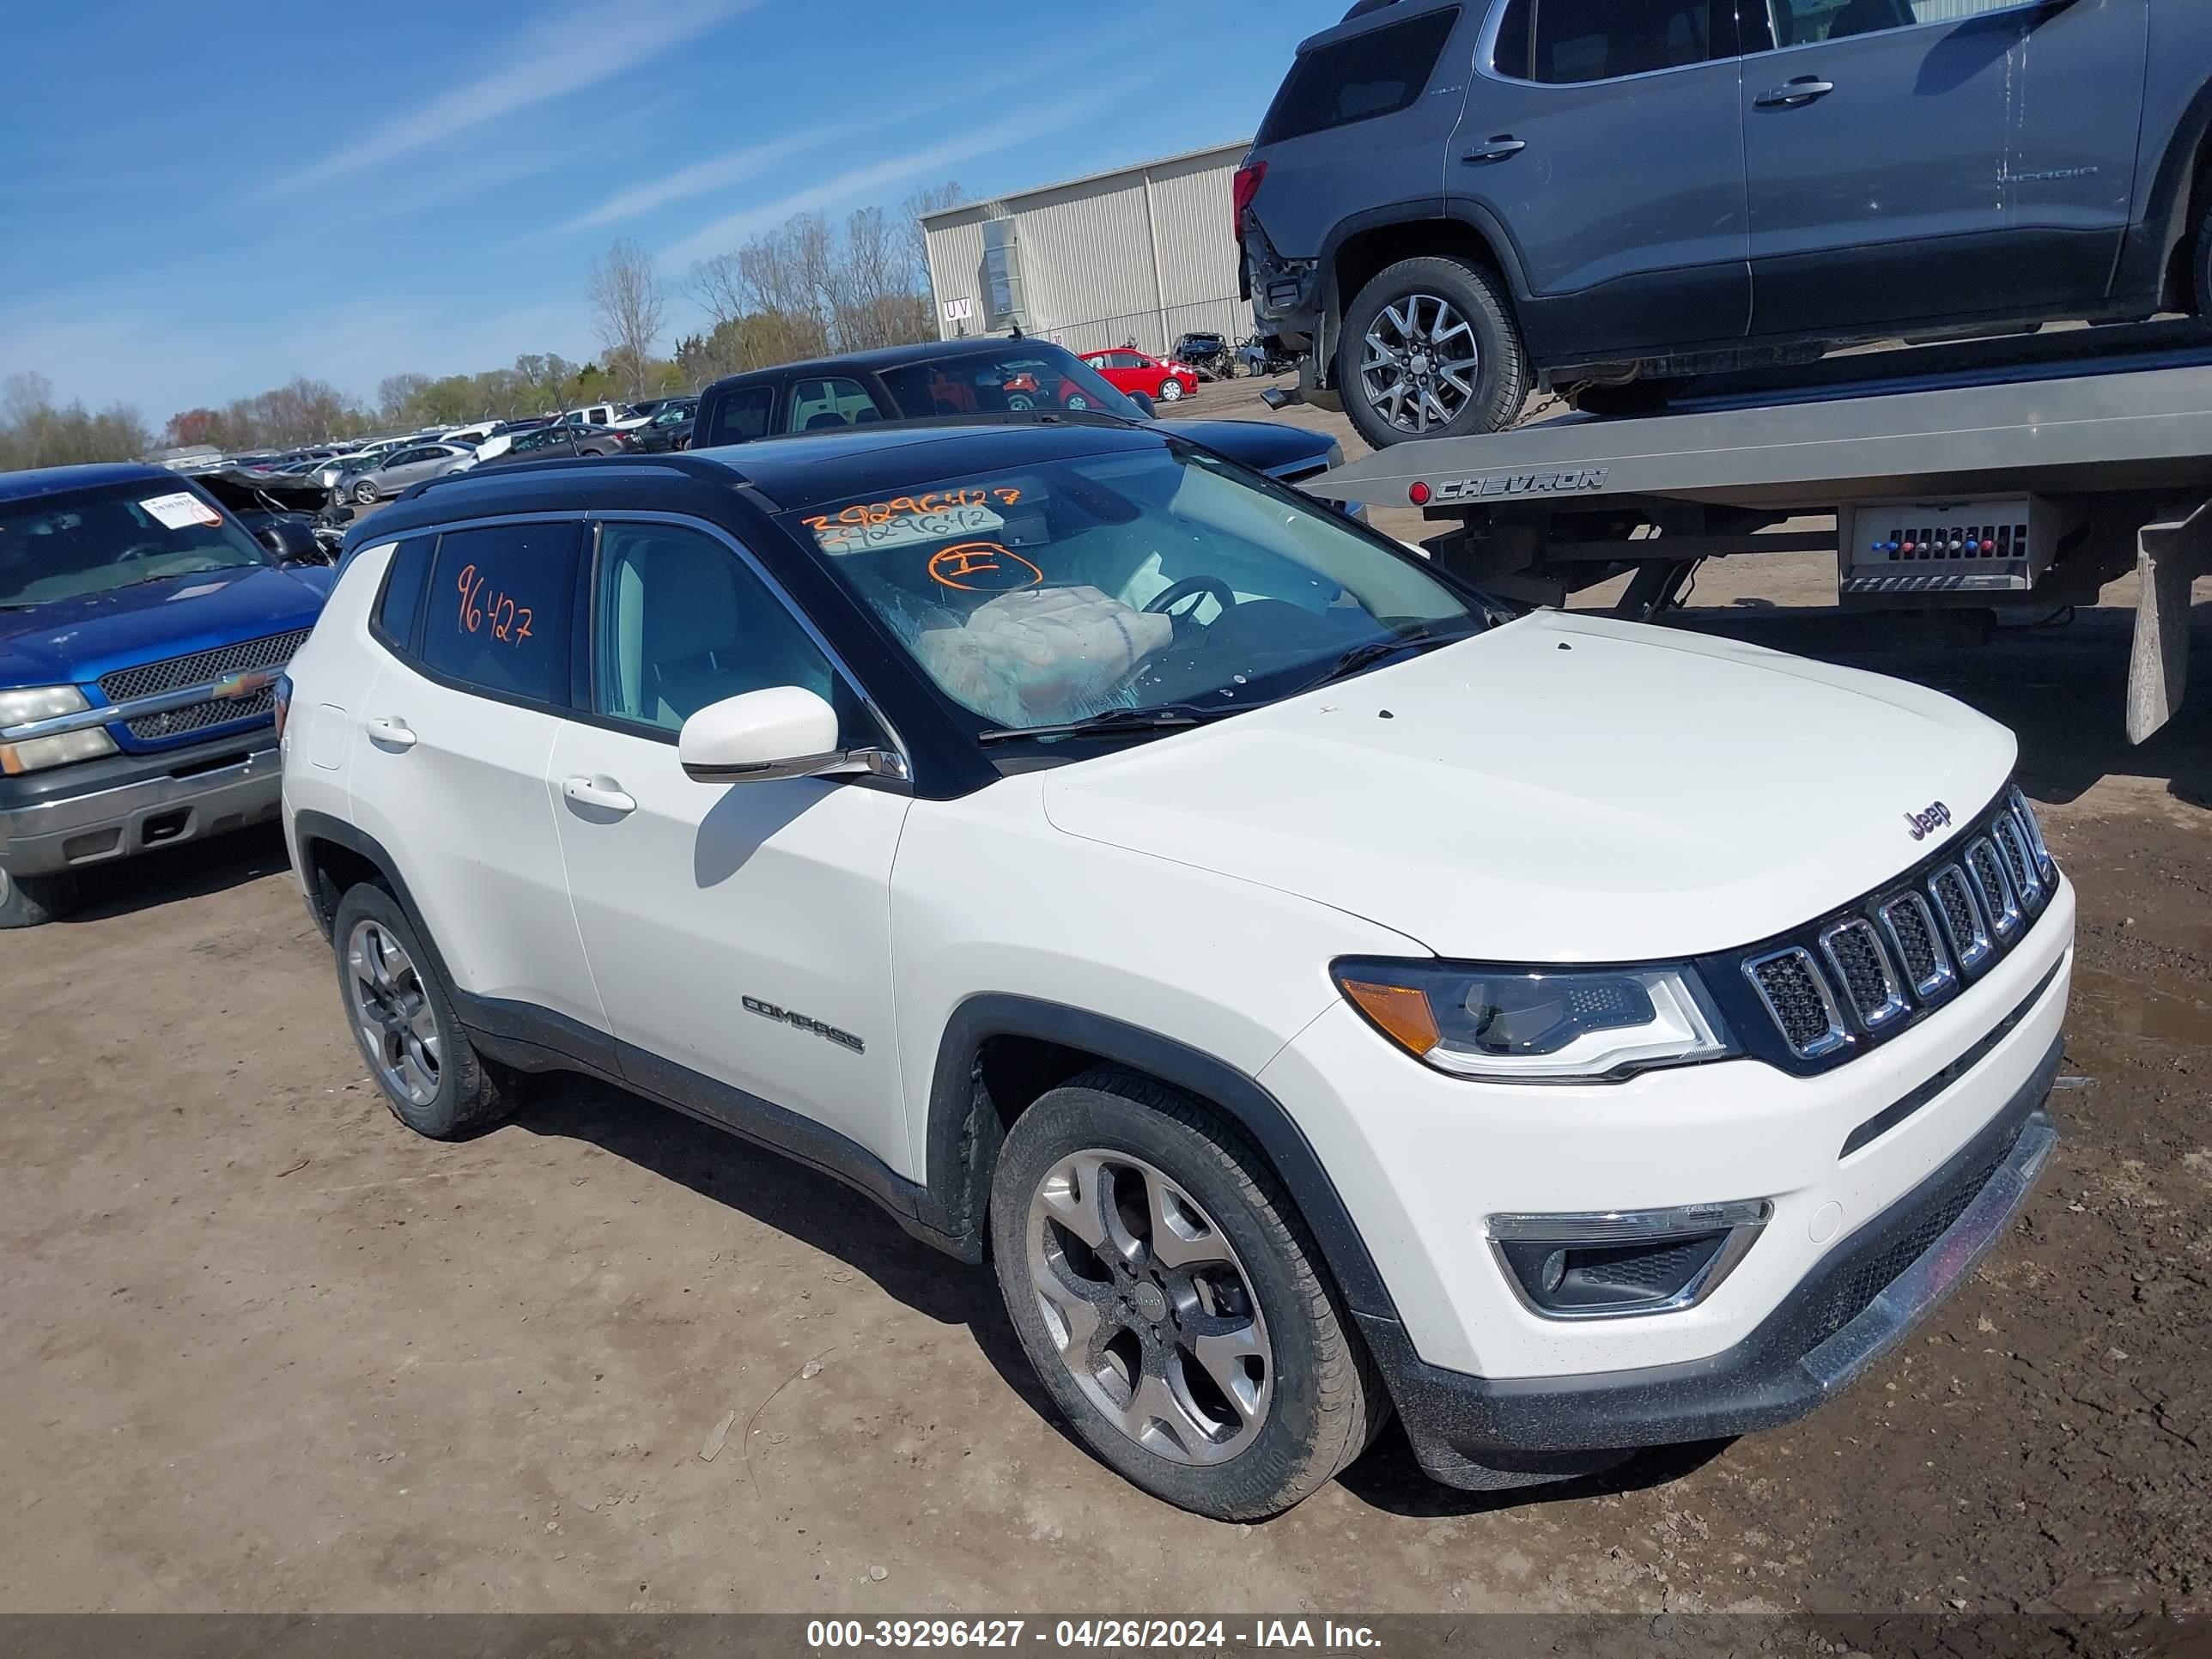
top-left (1256, 8), bottom-right (1460, 144)
top-left (705, 384), bottom-right (775, 447)
top-left (417, 522), bottom-right (582, 706)
top-left (372, 536), bottom-right (434, 646)
top-left (790, 377), bottom-right (884, 432)
top-left (1493, 0), bottom-right (1725, 82)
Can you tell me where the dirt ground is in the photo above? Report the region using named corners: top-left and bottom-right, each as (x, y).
top-left (2, 384), bottom-right (2206, 1621)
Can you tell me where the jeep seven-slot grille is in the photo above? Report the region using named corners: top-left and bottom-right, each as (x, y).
top-left (1737, 789), bottom-right (2055, 1065)
top-left (97, 629), bottom-right (309, 744)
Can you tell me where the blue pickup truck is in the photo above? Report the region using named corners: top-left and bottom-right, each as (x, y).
top-left (0, 463), bottom-right (335, 927)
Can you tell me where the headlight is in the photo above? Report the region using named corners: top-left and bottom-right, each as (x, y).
top-left (1332, 958), bottom-right (1735, 1083)
top-left (0, 686), bottom-right (118, 775)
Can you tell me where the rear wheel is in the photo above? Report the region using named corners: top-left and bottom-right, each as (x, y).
top-left (989, 1068), bottom-right (1383, 1520)
top-left (1338, 255), bottom-right (1530, 448)
top-left (331, 884), bottom-right (514, 1139)
top-left (0, 867), bottom-right (79, 929)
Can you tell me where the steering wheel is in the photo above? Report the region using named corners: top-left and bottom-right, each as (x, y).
top-left (116, 542), bottom-right (171, 563)
top-left (1143, 574), bottom-right (1236, 644)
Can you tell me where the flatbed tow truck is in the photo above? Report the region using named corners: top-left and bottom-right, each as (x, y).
top-left (1309, 323), bottom-right (2212, 744)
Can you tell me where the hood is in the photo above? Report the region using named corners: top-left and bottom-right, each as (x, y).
top-left (0, 563), bottom-right (331, 690)
top-left (1164, 418), bottom-right (1334, 477)
top-left (1040, 611), bottom-right (2016, 963)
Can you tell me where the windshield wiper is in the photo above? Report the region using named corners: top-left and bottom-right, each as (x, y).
top-left (977, 702), bottom-right (1232, 743)
top-left (1288, 627), bottom-right (1465, 698)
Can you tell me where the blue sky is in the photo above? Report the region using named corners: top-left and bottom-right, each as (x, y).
top-left (2, 0), bottom-right (1346, 428)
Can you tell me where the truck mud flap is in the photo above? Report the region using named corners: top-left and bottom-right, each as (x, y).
top-left (2127, 497), bottom-right (2212, 744)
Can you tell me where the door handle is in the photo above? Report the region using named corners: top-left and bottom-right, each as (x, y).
top-left (1755, 77), bottom-right (1835, 108)
top-left (363, 716), bottom-right (416, 750)
top-left (1461, 137), bottom-right (1526, 163)
top-left (562, 775), bottom-right (636, 817)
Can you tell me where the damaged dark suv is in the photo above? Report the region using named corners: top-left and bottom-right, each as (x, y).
top-left (1239, 0), bottom-right (2212, 447)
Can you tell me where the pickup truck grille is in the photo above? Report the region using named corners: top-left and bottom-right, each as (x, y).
top-left (1739, 787), bottom-right (2057, 1066)
top-left (98, 629), bottom-right (310, 742)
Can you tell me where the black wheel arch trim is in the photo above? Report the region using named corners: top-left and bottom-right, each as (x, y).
top-left (920, 993), bottom-right (1407, 1322)
top-left (2123, 72), bottom-right (2212, 306)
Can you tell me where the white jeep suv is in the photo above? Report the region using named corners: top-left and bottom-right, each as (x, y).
top-left (279, 422), bottom-right (2072, 1519)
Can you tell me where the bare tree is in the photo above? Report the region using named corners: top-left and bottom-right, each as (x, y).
top-left (900, 180), bottom-right (966, 293)
top-left (2, 372), bottom-right (151, 471)
top-left (586, 238), bottom-right (667, 400)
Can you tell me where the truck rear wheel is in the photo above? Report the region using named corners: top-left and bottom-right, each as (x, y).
top-left (989, 1067), bottom-right (1384, 1520)
top-left (0, 868), bottom-right (80, 929)
top-left (1338, 255), bottom-right (1530, 449)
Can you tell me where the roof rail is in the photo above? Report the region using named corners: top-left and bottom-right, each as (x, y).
top-left (398, 452), bottom-right (750, 502)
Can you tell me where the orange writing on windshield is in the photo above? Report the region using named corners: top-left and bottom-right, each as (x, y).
top-left (928, 542), bottom-right (1043, 592)
top-left (803, 486), bottom-right (1024, 543)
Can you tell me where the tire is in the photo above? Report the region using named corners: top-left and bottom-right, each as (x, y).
top-left (353, 479), bottom-right (379, 505)
top-left (0, 867), bottom-right (79, 929)
top-left (1337, 254), bottom-right (1530, 449)
top-left (1158, 377), bottom-right (1185, 403)
top-left (989, 1067), bottom-right (1384, 1521)
top-left (330, 883), bottom-right (513, 1139)
top-left (2196, 200), bottom-right (2212, 318)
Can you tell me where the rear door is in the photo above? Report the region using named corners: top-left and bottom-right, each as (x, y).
top-left (1462, 0), bottom-right (1753, 356)
top-left (2000, 0), bottom-right (2149, 310)
top-left (1741, 0), bottom-right (2016, 335)
top-left (1246, 0), bottom-right (1474, 260)
top-left (347, 519), bottom-right (606, 1030)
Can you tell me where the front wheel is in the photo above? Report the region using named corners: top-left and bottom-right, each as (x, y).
top-left (2194, 200), bottom-right (2212, 317)
top-left (1157, 377), bottom-right (1185, 403)
top-left (0, 867), bottom-right (79, 929)
top-left (990, 1069), bottom-right (1383, 1520)
top-left (353, 479), bottom-right (379, 505)
top-left (1337, 255), bottom-right (1530, 448)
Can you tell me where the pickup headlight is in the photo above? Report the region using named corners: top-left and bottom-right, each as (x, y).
top-left (1332, 958), bottom-right (1735, 1083)
top-left (0, 686), bottom-right (117, 775)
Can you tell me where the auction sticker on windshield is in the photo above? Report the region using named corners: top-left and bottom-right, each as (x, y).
top-left (804, 487), bottom-right (1024, 555)
top-left (139, 492), bottom-right (224, 531)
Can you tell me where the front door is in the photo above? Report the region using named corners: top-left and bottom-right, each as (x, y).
top-left (347, 522), bottom-right (606, 1030)
top-left (1460, 0), bottom-right (1753, 357)
top-left (545, 517), bottom-right (915, 1175)
top-left (1741, 0), bottom-right (2018, 335)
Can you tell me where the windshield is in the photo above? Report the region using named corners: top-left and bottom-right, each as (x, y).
top-left (781, 443), bottom-right (1480, 737)
top-left (0, 481), bottom-right (265, 607)
top-left (878, 344), bottom-right (1148, 422)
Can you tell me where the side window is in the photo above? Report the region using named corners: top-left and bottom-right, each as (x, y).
top-left (1765, 0), bottom-right (1973, 48)
top-left (592, 521), bottom-right (872, 739)
top-left (707, 384), bottom-right (775, 445)
top-left (417, 521), bottom-right (581, 705)
top-left (1495, 0), bottom-right (1729, 82)
top-left (788, 376), bottom-right (882, 433)
top-left (372, 536), bottom-right (434, 647)
top-left (1255, 8), bottom-right (1461, 144)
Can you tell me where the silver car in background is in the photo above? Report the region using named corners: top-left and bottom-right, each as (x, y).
top-left (345, 441), bottom-right (476, 504)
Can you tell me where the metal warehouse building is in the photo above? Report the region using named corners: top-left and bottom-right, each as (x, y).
top-left (919, 141), bottom-right (1253, 362)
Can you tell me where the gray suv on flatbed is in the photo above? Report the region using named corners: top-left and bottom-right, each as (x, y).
top-left (1239, 0), bottom-right (2212, 446)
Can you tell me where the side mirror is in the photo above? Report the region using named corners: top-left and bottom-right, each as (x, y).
top-left (1128, 391), bottom-right (1158, 419)
top-left (678, 686), bottom-right (906, 784)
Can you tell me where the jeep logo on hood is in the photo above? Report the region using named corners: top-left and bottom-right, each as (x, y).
top-left (1904, 801), bottom-right (1953, 841)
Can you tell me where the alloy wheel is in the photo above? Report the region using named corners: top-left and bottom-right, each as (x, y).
top-left (345, 918), bottom-right (441, 1106)
top-left (1026, 1149), bottom-right (1272, 1464)
top-left (1358, 292), bottom-right (1480, 434)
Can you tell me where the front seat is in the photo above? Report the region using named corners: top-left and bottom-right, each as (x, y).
top-left (631, 538), bottom-right (827, 726)
top-left (803, 410), bottom-right (848, 431)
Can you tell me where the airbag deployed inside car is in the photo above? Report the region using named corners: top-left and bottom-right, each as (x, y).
top-left (913, 586), bottom-right (1171, 726)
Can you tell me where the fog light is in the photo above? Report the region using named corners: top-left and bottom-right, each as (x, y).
top-left (1489, 1200), bottom-right (1771, 1319)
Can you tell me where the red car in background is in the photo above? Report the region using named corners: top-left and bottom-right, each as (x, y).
top-left (1079, 347), bottom-right (1197, 404)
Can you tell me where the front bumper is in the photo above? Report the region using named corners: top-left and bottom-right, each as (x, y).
top-left (1364, 1042), bottom-right (2060, 1489)
top-left (0, 732), bottom-right (281, 875)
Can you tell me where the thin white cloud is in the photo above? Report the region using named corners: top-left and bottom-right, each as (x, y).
top-left (661, 82), bottom-right (1135, 266)
top-left (271, 0), bottom-right (746, 195)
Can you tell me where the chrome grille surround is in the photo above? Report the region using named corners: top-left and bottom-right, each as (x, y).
top-left (1723, 787), bottom-right (2057, 1070)
top-left (1743, 946), bottom-right (1850, 1060)
top-left (1878, 890), bottom-right (1956, 1002)
top-left (1966, 837), bottom-right (2023, 941)
top-left (2006, 785), bottom-right (2057, 888)
top-left (1929, 864), bottom-right (1994, 973)
top-left (1820, 917), bottom-right (1910, 1033)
